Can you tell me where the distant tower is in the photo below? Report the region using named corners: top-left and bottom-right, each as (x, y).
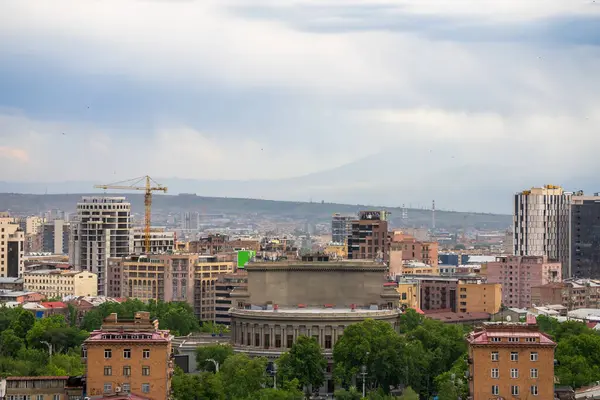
top-left (432, 200), bottom-right (436, 230)
top-left (401, 204), bottom-right (408, 224)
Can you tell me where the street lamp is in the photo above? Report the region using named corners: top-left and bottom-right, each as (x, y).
top-left (205, 358), bottom-right (219, 373)
top-left (41, 340), bottom-right (53, 357)
top-left (361, 365), bottom-right (367, 398)
top-left (272, 362), bottom-right (278, 390)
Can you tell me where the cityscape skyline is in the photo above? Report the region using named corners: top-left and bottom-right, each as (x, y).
top-left (1, 1), bottom-right (599, 213)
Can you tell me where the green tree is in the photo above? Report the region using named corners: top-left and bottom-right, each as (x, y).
top-left (255, 380), bottom-right (303, 400)
top-left (278, 336), bottom-right (326, 396)
top-left (196, 344), bottom-right (234, 372)
top-left (398, 308), bottom-right (424, 334)
top-left (80, 309), bottom-right (104, 331)
top-left (333, 319), bottom-right (405, 393)
top-left (398, 387), bottom-right (419, 400)
top-left (434, 355), bottom-right (469, 400)
top-left (333, 387), bottom-right (361, 400)
top-left (26, 315), bottom-right (68, 349)
top-left (0, 329), bottom-right (24, 357)
top-left (220, 354), bottom-right (268, 399)
top-left (9, 308), bottom-right (35, 338)
top-left (172, 368), bottom-right (225, 400)
top-left (44, 351), bottom-right (86, 376)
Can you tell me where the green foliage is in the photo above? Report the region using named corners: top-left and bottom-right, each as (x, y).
top-left (200, 321), bottom-right (230, 334)
top-left (433, 355), bottom-right (469, 400)
top-left (398, 387), bottom-right (419, 400)
top-left (172, 368), bottom-right (226, 400)
top-left (254, 381), bottom-right (304, 400)
top-left (333, 387), bottom-right (361, 400)
top-left (80, 299), bottom-right (201, 335)
top-left (278, 336), bottom-right (327, 393)
top-left (398, 309), bottom-right (424, 334)
top-left (220, 354), bottom-right (268, 399)
top-left (196, 344), bottom-right (234, 372)
top-left (0, 329), bottom-right (25, 357)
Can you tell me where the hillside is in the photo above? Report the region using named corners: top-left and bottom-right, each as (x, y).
top-left (0, 193), bottom-right (511, 230)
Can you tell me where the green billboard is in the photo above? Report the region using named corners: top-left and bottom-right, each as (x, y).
top-left (237, 250), bottom-right (256, 269)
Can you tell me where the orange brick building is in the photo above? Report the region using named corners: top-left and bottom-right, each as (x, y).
top-left (391, 232), bottom-right (438, 267)
top-left (83, 312), bottom-right (173, 400)
top-left (467, 323), bottom-right (556, 400)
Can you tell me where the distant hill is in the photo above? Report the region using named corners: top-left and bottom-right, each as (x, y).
top-left (0, 193), bottom-right (511, 230)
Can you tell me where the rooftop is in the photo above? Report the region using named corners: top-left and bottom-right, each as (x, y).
top-left (6, 376), bottom-right (69, 381)
top-left (0, 290), bottom-right (37, 297)
top-left (246, 259), bottom-right (386, 271)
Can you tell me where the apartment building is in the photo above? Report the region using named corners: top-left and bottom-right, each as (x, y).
top-left (0, 212), bottom-right (25, 278)
top-left (42, 219), bottom-right (70, 254)
top-left (116, 254), bottom-right (234, 322)
top-left (390, 232), bottom-right (439, 267)
top-left (2, 376), bottom-right (84, 400)
top-left (331, 213), bottom-right (353, 244)
top-left (215, 272), bottom-right (248, 325)
top-left (570, 194), bottom-right (600, 278)
top-left (531, 278), bottom-right (600, 310)
top-left (467, 323), bottom-right (556, 400)
top-left (347, 211), bottom-right (390, 261)
top-left (396, 281), bottom-right (419, 310)
top-left (513, 185), bottom-right (571, 277)
top-left (69, 197), bottom-right (132, 296)
top-left (484, 255), bottom-right (561, 308)
top-left (23, 268), bottom-right (98, 298)
top-left (83, 312), bottom-right (173, 400)
top-left (129, 227), bottom-right (175, 255)
top-left (457, 282), bottom-right (502, 314)
top-left (19, 216), bottom-right (44, 235)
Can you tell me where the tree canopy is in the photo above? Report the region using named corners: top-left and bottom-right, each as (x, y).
top-left (278, 336), bottom-right (327, 395)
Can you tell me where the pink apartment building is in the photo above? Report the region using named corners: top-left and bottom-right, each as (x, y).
top-left (484, 255), bottom-right (561, 308)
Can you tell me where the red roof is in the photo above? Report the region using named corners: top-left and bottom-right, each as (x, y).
top-left (91, 393), bottom-right (150, 400)
top-left (411, 307), bottom-right (425, 315)
top-left (40, 301), bottom-right (67, 309)
top-left (587, 322), bottom-right (598, 329)
top-left (468, 329), bottom-right (556, 345)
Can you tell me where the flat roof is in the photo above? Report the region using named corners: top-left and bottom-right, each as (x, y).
top-left (240, 307), bottom-right (395, 314)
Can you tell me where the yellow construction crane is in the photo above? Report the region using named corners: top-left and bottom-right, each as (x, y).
top-left (94, 176), bottom-right (168, 254)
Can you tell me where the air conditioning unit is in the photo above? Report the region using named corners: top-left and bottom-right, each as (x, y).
top-left (115, 386), bottom-right (122, 393)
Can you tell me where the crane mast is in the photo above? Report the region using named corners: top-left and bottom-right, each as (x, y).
top-left (94, 175), bottom-right (168, 254)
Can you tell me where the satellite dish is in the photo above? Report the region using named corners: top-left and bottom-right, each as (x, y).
top-left (506, 315), bottom-right (512, 322)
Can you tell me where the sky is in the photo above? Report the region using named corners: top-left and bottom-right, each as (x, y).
top-left (0, 0), bottom-right (599, 213)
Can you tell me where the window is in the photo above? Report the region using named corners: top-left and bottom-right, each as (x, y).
top-left (275, 334), bottom-right (282, 348)
top-left (104, 349), bottom-right (112, 358)
top-left (531, 385), bottom-right (538, 396)
top-left (526, 337), bottom-right (536, 342)
top-left (511, 352), bottom-right (519, 361)
top-left (511, 386), bottom-right (519, 396)
top-left (491, 351), bottom-right (499, 361)
top-left (142, 366), bottom-right (150, 376)
top-left (104, 383), bottom-right (112, 393)
top-left (123, 349), bottom-right (131, 359)
top-left (123, 366), bottom-right (131, 376)
top-left (490, 337), bottom-right (501, 342)
top-left (531, 368), bottom-right (538, 378)
top-left (143, 349), bottom-right (150, 359)
top-left (511, 368), bottom-right (519, 379)
top-left (531, 352), bottom-right (538, 361)
top-left (122, 383), bottom-right (131, 393)
top-left (492, 385), bottom-right (499, 395)
top-left (53, 396), bottom-right (59, 400)
top-left (255, 333), bottom-right (260, 347)
top-left (491, 368), bottom-right (499, 379)
top-left (142, 384), bottom-right (150, 393)
top-left (36, 396), bottom-right (43, 400)
top-left (325, 335), bottom-right (332, 349)
top-left (104, 366), bottom-right (112, 376)
top-left (508, 337), bottom-right (519, 342)
top-left (287, 334), bottom-right (294, 348)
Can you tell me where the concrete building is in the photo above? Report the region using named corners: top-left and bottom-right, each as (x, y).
top-left (331, 213), bottom-right (353, 244)
top-left (0, 212), bottom-right (25, 278)
top-left (457, 282), bottom-right (502, 314)
top-left (215, 272), bottom-right (248, 326)
top-left (484, 255), bottom-right (561, 308)
top-left (229, 255), bottom-right (400, 397)
top-left (116, 254), bottom-right (234, 322)
top-left (69, 197), bottom-right (132, 296)
top-left (513, 185), bottom-right (571, 277)
top-left (2, 376), bottom-right (84, 400)
top-left (180, 211), bottom-right (200, 231)
top-left (129, 227), bottom-right (175, 255)
top-left (0, 276), bottom-right (24, 291)
top-left (24, 232), bottom-right (43, 254)
top-left (19, 216), bottom-right (44, 235)
top-left (347, 211), bottom-right (390, 261)
top-left (531, 278), bottom-right (600, 310)
top-left (467, 323), bottom-right (556, 400)
top-left (391, 232), bottom-right (439, 267)
top-left (23, 268), bottom-right (98, 298)
top-left (396, 281), bottom-right (419, 310)
top-left (42, 219), bottom-right (70, 254)
top-left (83, 312), bottom-right (173, 400)
top-left (570, 194), bottom-right (600, 278)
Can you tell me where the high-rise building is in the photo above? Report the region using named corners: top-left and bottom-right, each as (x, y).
top-left (42, 219), bottom-right (70, 254)
top-left (569, 194), bottom-right (600, 278)
top-left (44, 209), bottom-right (66, 222)
top-left (180, 211), bottom-right (199, 231)
top-left (513, 185), bottom-right (571, 277)
top-left (347, 211), bottom-right (390, 261)
top-left (467, 323), bottom-right (556, 400)
top-left (331, 213), bottom-right (352, 244)
top-left (129, 227), bottom-right (175, 255)
top-left (83, 312), bottom-right (173, 400)
top-left (0, 213), bottom-right (25, 278)
top-left (69, 197), bottom-right (132, 296)
top-left (18, 216), bottom-right (44, 235)
top-left (483, 255), bottom-right (561, 308)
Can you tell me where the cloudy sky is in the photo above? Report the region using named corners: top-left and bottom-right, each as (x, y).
top-left (0, 0), bottom-right (599, 213)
